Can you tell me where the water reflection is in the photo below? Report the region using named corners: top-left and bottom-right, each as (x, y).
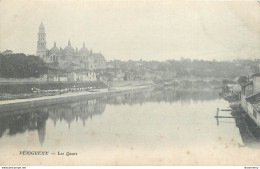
top-left (1, 89), bottom-right (260, 147)
top-left (231, 110), bottom-right (260, 148)
top-left (47, 99), bottom-right (106, 127)
top-left (0, 109), bottom-right (48, 145)
top-left (215, 106), bottom-right (260, 148)
top-left (0, 98), bottom-right (106, 145)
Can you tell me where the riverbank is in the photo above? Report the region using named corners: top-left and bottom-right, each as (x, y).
top-left (0, 80), bottom-right (154, 100)
top-left (0, 83), bottom-right (156, 112)
top-left (0, 81), bottom-right (107, 96)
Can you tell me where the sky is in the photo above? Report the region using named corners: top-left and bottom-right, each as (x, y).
top-left (0, 0), bottom-right (259, 61)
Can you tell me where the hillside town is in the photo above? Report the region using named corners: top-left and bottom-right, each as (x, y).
top-left (1, 22), bottom-right (260, 85)
top-left (1, 22), bottom-right (260, 86)
top-left (1, 23), bottom-right (260, 118)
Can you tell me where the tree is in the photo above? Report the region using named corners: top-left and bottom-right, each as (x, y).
top-left (0, 53), bottom-right (47, 78)
top-left (236, 76), bottom-right (248, 85)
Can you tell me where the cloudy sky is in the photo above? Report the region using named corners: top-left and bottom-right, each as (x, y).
top-left (0, 0), bottom-right (259, 61)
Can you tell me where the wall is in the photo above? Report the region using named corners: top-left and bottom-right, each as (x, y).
top-left (253, 76), bottom-right (260, 93)
top-left (0, 77), bottom-right (47, 83)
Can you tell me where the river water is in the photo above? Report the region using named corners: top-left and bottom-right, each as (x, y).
top-left (0, 89), bottom-right (260, 165)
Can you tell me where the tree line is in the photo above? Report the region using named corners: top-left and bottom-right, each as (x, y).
top-left (108, 59), bottom-right (260, 79)
top-left (0, 53), bottom-right (48, 78)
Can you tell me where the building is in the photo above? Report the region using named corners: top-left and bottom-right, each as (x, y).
top-left (36, 22), bottom-right (46, 58)
top-left (67, 72), bottom-right (96, 82)
top-left (36, 22), bottom-right (106, 70)
top-left (240, 73), bottom-right (260, 127)
top-left (252, 73), bottom-right (260, 93)
top-left (47, 75), bottom-right (68, 82)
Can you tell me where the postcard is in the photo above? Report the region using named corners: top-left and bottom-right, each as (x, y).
top-left (0, 0), bottom-right (260, 166)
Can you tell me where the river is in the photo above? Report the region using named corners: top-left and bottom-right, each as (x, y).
top-left (0, 89), bottom-right (260, 165)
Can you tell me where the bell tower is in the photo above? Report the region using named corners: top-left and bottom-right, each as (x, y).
top-left (36, 21), bottom-right (46, 58)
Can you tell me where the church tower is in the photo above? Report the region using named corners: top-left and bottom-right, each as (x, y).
top-left (36, 22), bottom-right (46, 58)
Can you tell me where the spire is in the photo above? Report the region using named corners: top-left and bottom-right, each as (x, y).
top-left (68, 41), bottom-right (71, 46)
top-left (39, 21), bottom-right (45, 33)
top-left (40, 20), bottom-right (43, 27)
top-left (36, 21), bottom-right (46, 57)
top-left (54, 42), bottom-right (56, 47)
top-left (83, 42), bottom-right (85, 48)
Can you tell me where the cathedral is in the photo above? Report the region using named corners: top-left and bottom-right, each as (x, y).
top-left (36, 22), bottom-right (106, 70)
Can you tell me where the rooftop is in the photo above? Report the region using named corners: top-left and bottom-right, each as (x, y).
top-left (251, 73), bottom-right (260, 77)
top-left (246, 93), bottom-right (260, 112)
top-left (240, 81), bottom-right (253, 87)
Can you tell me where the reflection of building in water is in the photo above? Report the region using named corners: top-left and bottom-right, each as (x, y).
top-left (0, 98), bottom-right (106, 145)
top-left (0, 89), bottom-right (220, 145)
top-left (0, 109), bottom-right (49, 146)
top-left (48, 108), bottom-right (61, 126)
top-left (231, 110), bottom-right (260, 148)
top-left (37, 111), bottom-right (48, 145)
top-left (103, 89), bottom-right (220, 106)
top-left (61, 109), bottom-right (75, 128)
top-left (47, 98), bottom-right (106, 127)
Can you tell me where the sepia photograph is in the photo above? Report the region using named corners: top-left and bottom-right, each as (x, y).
top-left (0, 0), bottom-right (260, 167)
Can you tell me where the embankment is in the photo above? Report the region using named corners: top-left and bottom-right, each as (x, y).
top-left (0, 81), bottom-right (107, 94)
top-left (0, 84), bottom-right (155, 112)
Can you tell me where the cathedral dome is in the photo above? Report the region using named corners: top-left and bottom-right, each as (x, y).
top-left (50, 42), bottom-right (59, 53)
top-left (64, 41), bottom-right (75, 53)
top-left (79, 42), bottom-right (89, 54)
